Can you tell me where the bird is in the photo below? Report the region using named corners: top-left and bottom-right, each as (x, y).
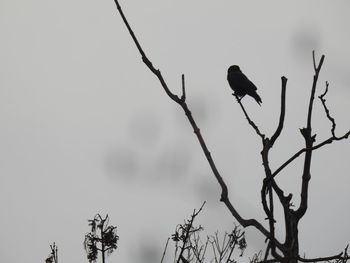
top-left (227, 65), bottom-right (262, 105)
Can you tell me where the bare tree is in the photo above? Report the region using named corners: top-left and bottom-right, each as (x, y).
top-left (112, 1), bottom-right (350, 262)
top-left (84, 214), bottom-right (119, 263)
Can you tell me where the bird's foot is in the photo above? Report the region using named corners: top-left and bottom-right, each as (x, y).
top-left (232, 93), bottom-right (242, 102)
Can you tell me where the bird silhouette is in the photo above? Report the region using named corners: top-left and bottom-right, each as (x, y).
top-left (227, 65), bottom-right (262, 105)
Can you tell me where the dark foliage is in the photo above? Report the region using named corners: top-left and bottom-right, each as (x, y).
top-left (84, 214), bottom-right (119, 263)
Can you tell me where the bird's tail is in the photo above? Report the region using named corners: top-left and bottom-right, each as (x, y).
top-left (253, 92), bottom-right (262, 106)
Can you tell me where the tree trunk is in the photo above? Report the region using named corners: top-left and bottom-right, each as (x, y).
top-left (283, 210), bottom-right (299, 263)
top-left (101, 227), bottom-right (106, 263)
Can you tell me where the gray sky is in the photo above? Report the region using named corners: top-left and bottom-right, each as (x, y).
top-left (1, 1), bottom-right (350, 262)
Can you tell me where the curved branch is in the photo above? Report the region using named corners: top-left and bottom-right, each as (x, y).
top-left (222, 199), bottom-right (283, 250)
top-left (270, 77), bottom-right (287, 146)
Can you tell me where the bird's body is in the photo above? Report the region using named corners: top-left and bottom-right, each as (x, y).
top-left (227, 65), bottom-right (262, 105)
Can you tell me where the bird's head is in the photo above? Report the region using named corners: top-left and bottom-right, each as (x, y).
top-left (228, 65), bottom-right (241, 74)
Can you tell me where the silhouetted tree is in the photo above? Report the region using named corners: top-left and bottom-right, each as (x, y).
top-left (161, 203), bottom-right (247, 263)
top-left (112, 1), bottom-right (350, 263)
top-left (84, 214), bottom-right (119, 263)
top-left (45, 242), bottom-right (58, 263)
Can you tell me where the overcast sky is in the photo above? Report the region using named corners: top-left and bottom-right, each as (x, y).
top-left (1, 1), bottom-right (350, 262)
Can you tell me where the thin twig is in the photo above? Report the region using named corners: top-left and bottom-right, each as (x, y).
top-left (234, 94), bottom-right (265, 140)
top-left (319, 81), bottom-right (336, 137)
top-left (272, 130), bottom-right (350, 178)
top-left (312, 50), bottom-right (317, 72)
top-left (161, 238), bottom-right (170, 263)
top-left (307, 51), bottom-right (325, 129)
top-left (181, 74), bottom-right (186, 102)
top-left (176, 203), bottom-right (205, 263)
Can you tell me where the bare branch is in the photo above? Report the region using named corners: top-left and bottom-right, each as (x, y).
top-left (234, 94), bottom-right (265, 140)
top-left (222, 199), bottom-right (283, 251)
top-left (260, 141), bottom-right (281, 258)
top-left (270, 76), bottom-right (287, 146)
top-left (257, 77), bottom-right (288, 260)
top-left (307, 51), bottom-right (325, 129)
top-left (297, 253), bottom-right (347, 263)
top-left (175, 203), bottom-right (205, 263)
top-left (181, 74), bottom-right (186, 102)
top-left (113, 0), bottom-right (180, 102)
top-left (264, 243), bottom-right (271, 262)
top-left (312, 50), bottom-right (317, 72)
top-left (257, 251), bottom-right (349, 263)
top-left (297, 51), bottom-right (324, 218)
top-left (160, 238), bottom-right (170, 263)
top-left (272, 130), bottom-right (350, 178)
top-left (319, 81), bottom-right (336, 137)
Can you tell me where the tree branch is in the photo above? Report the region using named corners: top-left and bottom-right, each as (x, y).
top-left (270, 77), bottom-right (287, 146)
top-left (255, 77), bottom-right (287, 259)
top-left (272, 130), bottom-right (350, 178)
top-left (234, 94), bottom-right (265, 140)
top-left (319, 81), bottom-right (336, 137)
top-left (160, 237), bottom-right (170, 263)
top-left (307, 51), bottom-right (325, 129)
top-left (112, 0), bottom-right (283, 251)
top-left (181, 74), bottom-right (186, 102)
top-left (176, 203), bottom-right (205, 263)
top-left (296, 51), bottom-right (325, 219)
top-left (113, 0), bottom-right (180, 103)
top-left (257, 251), bottom-right (349, 263)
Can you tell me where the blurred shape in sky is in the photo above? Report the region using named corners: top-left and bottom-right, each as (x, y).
top-left (194, 176), bottom-right (220, 205)
top-left (155, 144), bottom-right (192, 180)
top-left (128, 110), bottom-right (163, 147)
top-left (290, 24), bottom-right (321, 59)
top-left (131, 239), bottom-right (160, 263)
top-left (104, 147), bottom-right (139, 180)
top-left (190, 96), bottom-right (209, 125)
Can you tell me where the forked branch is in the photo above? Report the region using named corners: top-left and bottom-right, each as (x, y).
top-left (112, 0), bottom-right (282, 251)
top-left (272, 130), bottom-right (350, 178)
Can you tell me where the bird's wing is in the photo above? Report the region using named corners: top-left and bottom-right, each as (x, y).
top-left (227, 73), bottom-right (257, 91)
top-left (246, 78), bottom-right (258, 91)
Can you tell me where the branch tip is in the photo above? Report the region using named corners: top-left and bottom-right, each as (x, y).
top-left (270, 77), bottom-right (287, 146)
top-left (312, 50), bottom-right (317, 71)
top-left (181, 74), bottom-right (186, 102)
